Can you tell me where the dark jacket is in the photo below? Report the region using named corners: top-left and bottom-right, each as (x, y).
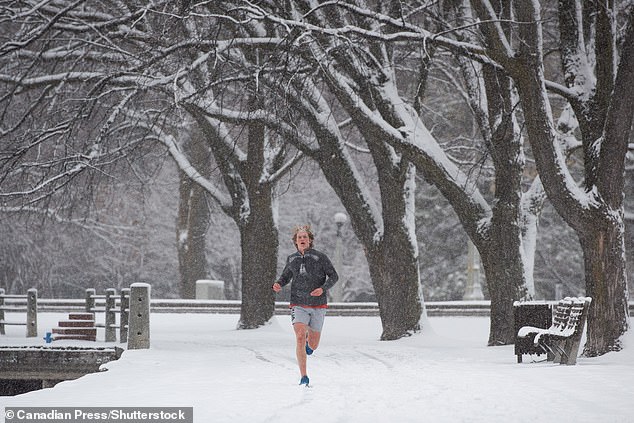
top-left (277, 248), bottom-right (338, 307)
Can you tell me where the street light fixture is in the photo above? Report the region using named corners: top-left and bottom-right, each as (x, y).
top-left (334, 212), bottom-right (347, 235)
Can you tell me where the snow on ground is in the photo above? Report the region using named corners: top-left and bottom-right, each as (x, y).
top-left (2, 312), bottom-right (634, 422)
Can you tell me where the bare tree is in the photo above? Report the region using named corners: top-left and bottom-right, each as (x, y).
top-left (223, 0), bottom-right (546, 344)
top-left (2, 1), bottom-right (629, 352)
top-left (314, 0), bottom-right (632, 353)
top-left (0, 1), bottom-right (296, 328)
top-left (226, 0), bottom-right (631, 350)
top-left (508, 0), bottom-right (633, 355)
top-left (197, 2), bottom-right (424, 339)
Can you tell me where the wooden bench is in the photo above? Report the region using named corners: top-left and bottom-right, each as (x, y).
top-left (517, 296), bottom-right (592, 365)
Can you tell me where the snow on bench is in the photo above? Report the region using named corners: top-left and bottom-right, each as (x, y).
top-left (517, 296), bottom-right (592, 365)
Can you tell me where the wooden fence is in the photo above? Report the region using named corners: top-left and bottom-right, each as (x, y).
top-left (1, 287), bottom-right (633, 351)
top-left (0, 288), bottom-right (37, 337)
top-left (85, 288), bottom-right (130, 343)
top-left (0, 285), bottom-right (150, 349)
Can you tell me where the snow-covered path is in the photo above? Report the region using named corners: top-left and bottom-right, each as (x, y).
top-left (2, 313), bottom-right (634, 422)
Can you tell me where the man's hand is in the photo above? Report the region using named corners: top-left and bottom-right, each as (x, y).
top-left (310, 287), bottom-right (324, 296)
top-left (272, 282), bottom-right (282, 293)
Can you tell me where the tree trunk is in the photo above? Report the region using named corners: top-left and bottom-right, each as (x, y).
top-left (318, 156), bottom-right (423, 340)
top-left (369, 164), bottom-right (423, 340)
top-left (292, 103), bottom-right (423, 339)
top-left (579, 217), bottom-right (629, 355)
top-left (237, 188), bottom-right (278, 328)
top-left (317, 139), bottom-right (423, 339)
top-left (478, 55), bottom-right (532, 345)
top-left (367, 235), bottom-right (423, 340)
top-left (480, 235), bottom-right (526, 345)
top-left (176, 171), bottom-right (210, 299)
top-left (237, 90), bottom-right (279, 329)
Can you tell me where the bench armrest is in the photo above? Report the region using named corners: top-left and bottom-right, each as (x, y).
top-left (518, 326), bottom-right (546, 338)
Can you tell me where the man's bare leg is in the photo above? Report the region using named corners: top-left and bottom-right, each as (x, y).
top-left (307, 329), bottom-right (321, 352)
top-left (293, 323), bottom-right (308, 377)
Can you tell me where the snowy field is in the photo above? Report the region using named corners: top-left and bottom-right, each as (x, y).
top-left (2, 312), bottom-right (634, 422)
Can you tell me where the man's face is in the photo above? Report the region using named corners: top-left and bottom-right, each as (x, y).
top-left (295, 231), bottom-right (310, 253)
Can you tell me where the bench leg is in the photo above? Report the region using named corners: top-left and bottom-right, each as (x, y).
top-left (538, 339), bottom-right (556, 361)
top-left (560, 337), bottom-right (581, 365)
top-left (517, 354), bottom-right (523, 363)
top-left (552, 340), bottom-right (565, 363)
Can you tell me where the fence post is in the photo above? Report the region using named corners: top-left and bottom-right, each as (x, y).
top-left (120, 288), bottom-right (130, 343)
top-left (0, 288), bottom-right (5, 335)
top-left (85, 288), bottom-right (96, 315)
top-left (128, 283), bottom-right (150, 349)
top-left (105, 288), bottom-right (117, 342)
top-left (26, 288), bottom-right (37, 337)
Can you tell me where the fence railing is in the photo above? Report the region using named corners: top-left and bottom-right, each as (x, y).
top-left (0, 288), bottom-right (37, 337)
top-left (5, 296), bottom-right (634, 316)
top-left (1, 287), bottom-right (633, 350)
top-left (85, 288), bottom-right (130, 343)
top-left (0, 286), bottom-right (149, 349)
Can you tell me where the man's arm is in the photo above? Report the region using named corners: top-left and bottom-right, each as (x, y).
top-left (272, 256), bottom-right (293, 292)
top-left (320, 253), bottom-right (339, 292)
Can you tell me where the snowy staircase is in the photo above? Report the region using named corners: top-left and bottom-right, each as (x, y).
top-left (51, 312), bottom-right (97, 341)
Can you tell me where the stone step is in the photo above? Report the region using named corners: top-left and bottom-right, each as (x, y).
top-left (52, 334), bottom-right (97, 342)
top-left (68, 313), bottom-right (94, 320)
top-left (58, 320), bottom-right (95, 328)
top-left (52, 327), bottom-right (97, 337)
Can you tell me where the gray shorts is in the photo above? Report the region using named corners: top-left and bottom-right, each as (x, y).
top-left (291, 306), bottom-right (327, 332)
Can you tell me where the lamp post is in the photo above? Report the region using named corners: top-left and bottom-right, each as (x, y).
top-left (329, 212), bottom-right (347, 303)
top-left (463, 239), bottom-right (484, 301)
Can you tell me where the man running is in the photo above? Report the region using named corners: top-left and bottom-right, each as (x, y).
top-left (272, 225), bottom-right (339, 386)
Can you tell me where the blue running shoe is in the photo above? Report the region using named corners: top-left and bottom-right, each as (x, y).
top-left (305, 342), bottom-right (314, 356)
top-left (299, 375), bottom-right (310, 386)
